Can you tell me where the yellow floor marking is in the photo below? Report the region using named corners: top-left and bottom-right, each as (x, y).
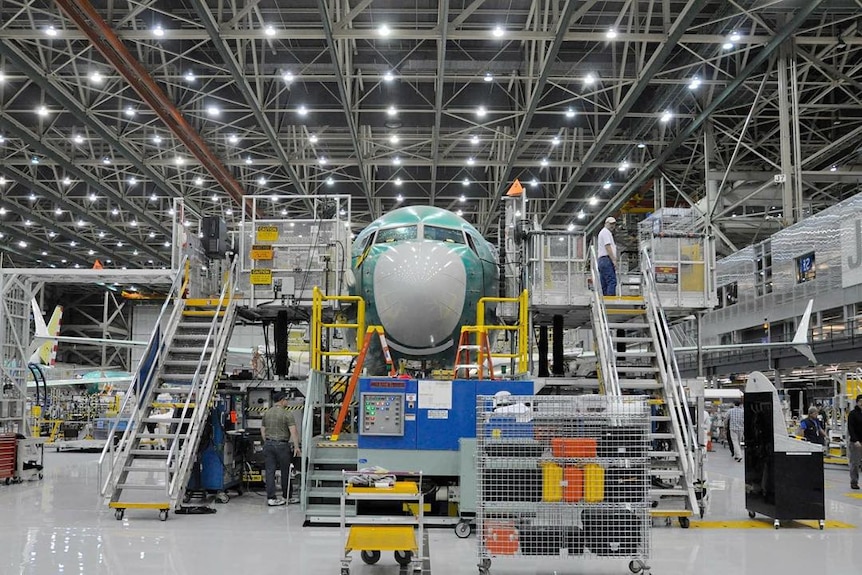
top-left (845, 492), bottom-right (862, 499)
top-left (689, 519), bottom-right (853, 529)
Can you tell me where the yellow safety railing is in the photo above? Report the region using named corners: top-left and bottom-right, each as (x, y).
top-left (474, 289), bottom-right (529, 375)
top-left (311, 286), bottom-right (366, 371)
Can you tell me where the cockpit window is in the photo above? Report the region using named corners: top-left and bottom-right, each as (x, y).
top-left (424, 225), bottom-right (465, 244)
top-left (374, 225), bottom-right (418, 244)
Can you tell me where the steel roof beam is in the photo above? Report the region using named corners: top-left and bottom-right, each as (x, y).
top-left (429, 0), bottom-right (449, 203)
top-left (583, 0), bottom-right (827, 237)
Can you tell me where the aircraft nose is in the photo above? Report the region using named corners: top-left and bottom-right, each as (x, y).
top-left (373, 242), bottom-right (466, 349)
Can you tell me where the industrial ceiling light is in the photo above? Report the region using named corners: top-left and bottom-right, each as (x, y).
top-left (228, 134), bottom-right (239, 144)
top-left (688, 76), bottom-right (701, 90)
top-left (18, 240), bottom-right (27, 248)
top-left (72, 134), bottom-right (84, 144)
top-left (264, 25), bottom-right (276, 37)
top-left (392, 156), bottom-right (401, 166)
top-left (327, 177), bottom-right (335, 186)
top-left (606, 29), bottom-right (617, 39)
top-left (309, 134), bottom-right (319, 143)
top-left (568, 223), bottom-right (575, 231)
top-left (383, 71), bottom-right (395, 82)
top-left (471, 135), bottom-right (479, 145)
top-left (297, 105), bottom-right (308, 116)
top-left (150, 194), bottom-right (158, 202)
top-left (152, 134), bottom-right (162, 145)
top-left (729, 31), bottom-right (741, 42)
top-left (476, 106), bottom-right (487, 118)
top-left (102, 157), bottom-right (111, 164)
top-left (24, 220), bottom-right (32, 226)
top-left (467, 157), bottom-right (476, 166)
top-left (484, 72), bottom-right (493, 82)
top-left (124, 107), bottom-right (136, 117)
top-left (127, 177), bottom-right (138, 185)
top-left (387, 105), bottom-right (398, 117)
top-left (185, 71), bottom-right (196, 82)
top-left (48, 231), bottom-right (56, 238)
top-left (318, 156), bottom-right (328, 166)
top-left (456, 209), bottom-right (463, 216)
top-left (603, 181), bottom-right (611, 190)
top-left (207, 105), bottom-right (220, 116)
top-left (283, 71), bottom-right (294, 83)
top-left (566, 107), bottom-right (576, 118)
top-left (530, 179), bottom-right (539, 187)
top-left (830, 165), bottom-right (838, 172)
top-left (153, 25), bottom-right (165, 37)
top-left (584, 73), bottom-right (596, 85)
top-left (660, 110), bottom-right (672, 123)
top-left (117, 242), bottom-right (123, 247)
top-left (637, 142), bottom-right (646, 149)
top-left (0, 71), bottom-right (5, 82)
top-left (211, 195), bottom-right (218, 202)
top-left (618, 160), bottom-right (630, 171)
top-left (62, 177), bottom-right (72, 185)
top-left (194, 177), bottom-right (204, 186)
top-left (174, 156), bottom-right (185, 165)
top-left (245, 156), bottom-right (253, 164)
top-left (462, 179), bottom-right (470, 187)
top-left (0, 176), bottom-right (6, 185)
top-left (88, 249), bottom-right (95, 256)
top-left (99, 231), bottom-right (105, 238)
top-left (378, 24), bottom-right (391, 37)
top-left (90, 71), bottom-right (104, 84)
top-left (492, 26), bottom-right (505, 38)
top-left (540, 158), bottom-right (549, 167)
top-left (722, 42), bottom-right (733, 50)
top-left (88, 193), bottom-right (97, 202)
top-left (258, 177), bottom-right (267, 185)
top-left (389, 134), bottom-right (399, 144)
top-left (45, 26), bottom-right (58, 37)
top-left (589, 196), bottom-right (598, 206)
top-left (77, 219), bottom-right (86, 227)
top-left (394, 177), bottom-right (403, 186)
top-left (226, 209), bottom-right (233, 216)
top-left (459, 194), bottom-right (467, 202)
top-left (54, 207), bottom-right (62, 215)
top-left (130, 220), bottom-right (137, 227)
top-left (0, 134), bottom-right (4, 143)
top-left (36, 105), bottom-right (49, 117)
top-left (551, 137), bottom-right (560, 146)
top-left (396, 194), bottom-right (404, 202)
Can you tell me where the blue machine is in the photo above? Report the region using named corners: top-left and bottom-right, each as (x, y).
top-left (187, 397), bottom-right (242, 498)
top-left (357, 378), bottom-right (534, 451)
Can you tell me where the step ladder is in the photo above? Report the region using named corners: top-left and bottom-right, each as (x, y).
top-left (589, 249), bottom-right (702, 527)
top-left (103, 295), bottom-right (237, 521)
top-left (304, 434), bottom-right (358, 524)
top-left (453, 326), bottom-right (495, 379)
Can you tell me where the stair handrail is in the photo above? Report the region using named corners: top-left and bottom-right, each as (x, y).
top-left (300, 369), bottom-right (329, 512)
top-left (640, 248), bottom-right (701, 513)
top-left (589, 245), bottom-right (621, 396)
top-left (166, 256), bottom-right (240, 505)
top-left (98, 255), bottom-right (189, 498)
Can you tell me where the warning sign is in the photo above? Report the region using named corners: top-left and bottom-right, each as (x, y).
top-left (655, 266), bottom-right (679, 284)
top-left (250, 269), bottom-right (273, 285)
top-left (256, 225), bottom-right (278, 243)
top-left (250, 244), bottom-right (273, 260)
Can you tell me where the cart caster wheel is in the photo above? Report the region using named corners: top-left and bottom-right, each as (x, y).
top-left (394, 550), bottom-right (412, 567)
top-left (4, 478), bottom-right (9, 485)
top-left (38, 473), bottom-right (43, 480)
top-left (215, 492), bottom-right (230, 504)
top-left (159, 509), bottom-right (169, 522)
top-left (773, 520), bottom-right (780, 530)
top-left (455, 520), bottom-right (471, 539)
top-left (679, 517), bottom-right (690, 529)
top-left (629, 559), bottom-right (645, 573)
top-left (819, 520), bottom-right (825, 530)
top-left (114, 509), bottom-right (124, 521)
top-left (182, 495), bottom-right (191, 504)
top-left (360, 550), bottom-right (380, 565)
top-left (748, 511), bottom-right (756, 519)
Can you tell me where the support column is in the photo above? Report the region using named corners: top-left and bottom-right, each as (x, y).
top-left (552, 315), bottom-right (564, 376)
top-left (777, 40), bottom-right (797, 226)
top-left (538, 325), bottom-right (549, 378)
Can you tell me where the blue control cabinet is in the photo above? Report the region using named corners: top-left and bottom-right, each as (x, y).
top-left (357, 378), bottom-right (533, 451)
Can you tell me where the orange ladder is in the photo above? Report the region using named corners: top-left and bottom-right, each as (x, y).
top-left (453, 326), bottom-right (495, 379)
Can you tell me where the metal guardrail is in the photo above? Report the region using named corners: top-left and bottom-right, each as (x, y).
top-left (641, 248), bottom-right (701, 514)
top-left (589, 246), bottom-right (621, 396)
top-left (97, 255), bottom-right (189, 499)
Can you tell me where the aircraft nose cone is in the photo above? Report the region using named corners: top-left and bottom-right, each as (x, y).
top-left (373, 243), bottom-right (466, 349)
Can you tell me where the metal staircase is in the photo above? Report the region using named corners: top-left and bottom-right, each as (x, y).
top-left (98, 258), bottom-right (239, 520)
top-left (589, 249), bottom-right (704, 527)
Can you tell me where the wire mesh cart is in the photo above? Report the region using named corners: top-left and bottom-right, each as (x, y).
top-left (476, 395), bottom-right (652, 575)
top-left (339, 470), bottom-right (424, 575)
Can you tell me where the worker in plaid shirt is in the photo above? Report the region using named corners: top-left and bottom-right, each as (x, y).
top-left (726, 401), bottom-right (745, 462)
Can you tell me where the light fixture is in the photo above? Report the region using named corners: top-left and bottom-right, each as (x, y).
top-left (128, 177), bottom-right (138, 185)
top-left (90, 71), bottom-right (104, 84)
top-left (492, 26), bottom-right (504, 38)
top-left (459, 194), bottom-right (467, 202)
top-left (24, 220), bottom-right (32, 227)
top-left (206, 105), bottom-right (220, 116)
top-left (0, 177), bottom-right (6, 185)
top-left (392, 156), bottom-right (401, 166)
top-left (281, 209), bottom-right (288, 216)
top-left (62, 177), bottom-right (72, 185)
top-left (117, 242), bottom-right (123, 247)
top-left (153, 25), bottom-right (165, 37)
top-left (102, 157), bottom-right (111, 164)
top-left (264, 25), bottom-right (276, 36)
top-left (77, 219), bottom-right (86, 227)
top-left (174, 156), bottom-right (185, 165)
top-left (383, 71), bottom-right (395, 83)
top-left (619, 160), bottom-right (630, 171)
top-left (467, 157), bottom-right (476, 166)
top-left (566, 107), bottom-right (576, 118)
top-left (389, 134), bottom-right (399, 144)
top-left (36, 105), bottom-right (49, 117)
top-left (124, 107), bottom-right (136, 117)
top-left (111, 208), bottom-right (119, 215)
top-left (637, 142), bottom-right (646, 149)
top-left (297, 105), bottom-right (308, 116)
top-left (150, 193), bottom-right (157, 201)
top-left (606, 29), bottom-right (617, 40)
top-left (688, 76), bottom-right (701, 90)
top-left (551, 137), bottom-right (560, 146)
top-left (462, 178), bottom-right (470, 187)
top-left (830, 165), bottom-right (838, 172)
top-left (130, 220), bottom-right (137, 227)
top-left (18, 240), bottom-right (27, 248)
top-left (152, 134), bottom-right (162, 144)
top-left (394, 177), bottom-right (403, 186)
top-left (387, 105), bottom-right (398, 117)
top-left (660, 110), bottom-right (672, 123)
top-left (326, 177), bottom-right (335, 186)
top-left (88, 193), bottom-right (97, 202)
top-left (54, 207), bottom-right (62, 215)
top-left (567, 223), bottom-right (575, 231)
top-left (722, 42), bottom-right (733, 50)
top-left (484, 72), bottom-right (493, 82)
top-left (88, 249), bottom-right (95, 256)
top-left (471, 135), bottom-right (480, 145)
top-left (45, 26), bottom-right (58, 37)
top-left (589, 196), bottom-right (598, 206)
top-left (245, 156), bottom-right (253, 165)
top-left (31, 156), bottom-right (40, 165)
top-left (456, 209), bottom-right (463, 217)
top-left (211, 195), bottom-right (218, 202)
top-left (0, 71), bottom-right (5, 83)
top-left (133, 250), bottom-right (139, 256)
top-left (729, 31), bottom-right (741, 42)
top-left (270, 194), bottom-right (278, 202)
top-left (318, 156), bottom-right (327, 165)
top-left (396, 194), bottom-right (404, 202)
top-left (540, 158), bottom-right (549, 167)
top-left (309, 134), bottom-right (319, 144)
top-left (258, 176), bottom-right (267, 186)
top-left (99, 231), bottom-right (105, 238)
top-left (185, 71), bottom-right (196, 82)
top-left (584, 73), bottom-right (596, 85)
top-left (194, 177), bottom-right (204, 186)
top-left (0, 134), bottom-right (4, 143)
top-left (49, 231), bottom-right (56, 238)
top-left (282, 71), bottom-right (294, 83)
top-left (603, 181), bottom-right (611, 190)
top-left (476, 106), bottom-right (487, 118)
top-left (228, 134), bottom-right (239, 144)
top-left (530, 178), bottom-right (539, 187)
top-left (378, 24), bottom-right (391, 37)
top-left (163, 241), bottom-right (171, 247)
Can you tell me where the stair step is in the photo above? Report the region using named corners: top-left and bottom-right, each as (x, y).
top-left (650, 432), bottom-right (675, 440)
top-left (161, 374), bottom-right (196, 382)
top-left (155, 386), bottom-right (193, 394)
top-left (135, 433), bottom-right (188, 440)
top-left (313, 455), bottom-right (357, 465)
top-left (164, 360), bottom-right (209, 368)
top-left (616, 366), bottom-right (659, 374)
top-left (141, 417), bottom-right (191, 424)
top-left (308, 486), bottom-right (344, 499)
top-left (305, 503), bottom-right (356, 517)
top-left (615, 351), bottom-right (656, 358)
top-left (649, 450), bottom-right (680, 458)
top-left (650, 487), bottom-right (690, 497)
top-left (607, 322), bottom-right (649, 329)
top-left (650, 469), bottom-right (683, 478)
top-left (310, 470), bottom-right (353, 482)
top-left (617, 380), bottom-right (663, 390)
top-left (116, 483), bottom-right (167, 490)
top-left (612, 336), bottom-right (652, 343)
top-left (650, 416), bottom-right (671, 422)
top-left (129, 449), bottom-right (170, 457)
top-left (606, 309), bottom-right (646, 315)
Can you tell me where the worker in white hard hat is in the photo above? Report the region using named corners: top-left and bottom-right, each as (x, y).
top-left (596, 216), bottom-right (618, 296)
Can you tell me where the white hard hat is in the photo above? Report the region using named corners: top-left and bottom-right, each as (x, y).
top-left (605, 216), bottom-right (616, 224)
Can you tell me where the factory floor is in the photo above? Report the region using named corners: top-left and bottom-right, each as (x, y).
top-left (1, 446), bottom-right (861, 575)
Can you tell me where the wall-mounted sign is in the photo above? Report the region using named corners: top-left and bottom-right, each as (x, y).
top-left (654, 265), bottom-right (679, 284)
top-left (250, 244), bottom-right (273, 260)
top-left (256, 225), bottom-right (278, 243)
top-left (250, 268), bottom-right (273, 285)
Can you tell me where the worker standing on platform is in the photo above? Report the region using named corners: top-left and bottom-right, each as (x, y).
top-left (596, 216), bottom-right (618, 296)
top-left (849, 394), bottom-right (862, 490)
top-left (261, 391), bottom-right (302, 506)
top-left (726, 401), bottom-right (745, 462)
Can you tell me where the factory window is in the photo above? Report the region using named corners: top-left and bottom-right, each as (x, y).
top-left (796, 252), bottom-right (816, 283)
top-left (716, 282), bottom-right (738, 309)
top-left (465, 233), bottom-right (479, 256)
top-left (754, 241), bottom-right (773, 296)
top-left (374, 225), bottom-right (417, 244)
top-left (424, 225), bottom-right (465, 244)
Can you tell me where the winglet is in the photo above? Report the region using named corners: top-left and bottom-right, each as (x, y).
top-left (29, 299), bottom-right (64, 366)
top-left (791, 299), bottom-right (816, 364)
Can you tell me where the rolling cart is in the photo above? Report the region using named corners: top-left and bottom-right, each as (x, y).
top-left (339, 470), bottom-right (424, 575)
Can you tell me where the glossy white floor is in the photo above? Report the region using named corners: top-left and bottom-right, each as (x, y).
top-left (1, 446), bottom-right (861, 575)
